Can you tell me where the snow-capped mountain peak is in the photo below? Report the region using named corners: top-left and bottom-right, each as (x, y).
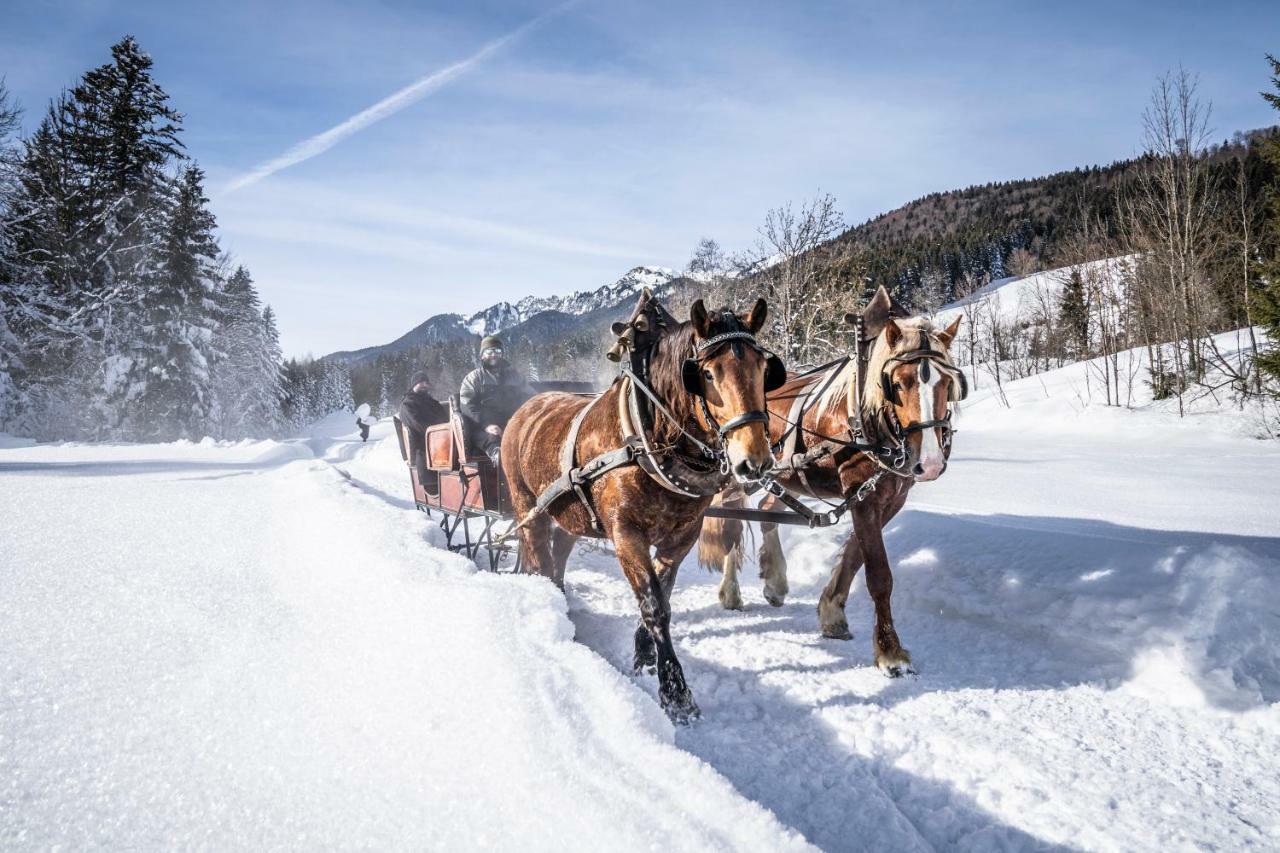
top-left (465, 266), bottom-right (677, 337)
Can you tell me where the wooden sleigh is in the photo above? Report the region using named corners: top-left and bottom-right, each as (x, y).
top-left (393, 397), bottom-right (518, 571)
top-left (392, 381), bottom-right (596, 570)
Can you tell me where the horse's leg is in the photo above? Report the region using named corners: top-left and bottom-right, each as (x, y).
top-left (818, 488), bottom-right (909, 640)
top-left (757, 492), bottom-right (789, 607)
top-left (716, 535), bottom-right (747, 607)
top-left (518, 511), bottom-right (556, 581)
top-left (550, 525), bottom-right (577, 589)
top-left (699, 489), bottom-right (745, 611)
top-left (852, 496), bottom-right (914, 676)
top-left (817, 533), bottom-right (863, 640)
top-left (616, 522), bottom-right (699, 722)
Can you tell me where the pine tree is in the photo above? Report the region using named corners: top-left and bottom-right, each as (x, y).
top-left (5, 38), bottom-right (189, 438)
top-left (209, 265), bottom-right (283, 437)
top-left (120, 164), bottom-right (219, 439)
top-left (245, 302), bottom-right (284, 435)
top-left (0, 79), bottom-right (26, 427)
top-left (1058, 269), bottom-right (1091, 357)
top-left (1254, 55), bottom-right (1280, 393)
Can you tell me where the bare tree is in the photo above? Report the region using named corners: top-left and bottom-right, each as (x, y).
top-left (951, 270), bottom-right (988, 390)
top-left (746, 193), bottom-right (846, 364)
top-left (1201, 158), bottom-right (1264, 398)
top-left (1122, 68), bottom-right (1221, 414)
top-left (1007, 247), bottom-right (1040, 278)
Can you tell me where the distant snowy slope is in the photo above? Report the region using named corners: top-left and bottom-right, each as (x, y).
top-left (935, 256), bottom-right (1132, 326)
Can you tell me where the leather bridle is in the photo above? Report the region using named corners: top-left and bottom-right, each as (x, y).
top-left (685, 330), bottom-right (781, 439)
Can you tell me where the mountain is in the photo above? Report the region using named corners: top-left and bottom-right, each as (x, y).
top-left (333, 125), bottom-right (1278, 395)
top-left (465, 266), bottom-right (677, 337)
top-left (326, 266), bottom-right (678, 366)
top-left (325, 314), bottom-right (475, 365)
top-left (824, 127), bottom-right (1277, 300)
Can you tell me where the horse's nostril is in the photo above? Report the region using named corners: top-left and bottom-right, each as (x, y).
top-left (913, 463), bottom-right (925, 476)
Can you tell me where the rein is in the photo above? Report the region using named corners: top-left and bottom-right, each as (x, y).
top-left (620, 363), bottom-right (721, 460)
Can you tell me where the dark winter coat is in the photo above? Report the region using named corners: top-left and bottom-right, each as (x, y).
top-left (398, 389), bottom-right (448, 453)
top-left (458, 362), bottom-right (530, 429)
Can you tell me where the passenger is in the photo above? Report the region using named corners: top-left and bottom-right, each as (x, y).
top-left (398, 371), bottom-right (447, 493)
top-left (458, 335), bottom-right (531, 463)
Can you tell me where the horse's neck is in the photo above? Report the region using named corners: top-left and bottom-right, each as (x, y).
top-left (645, 338), bottom-right (715, 449)
top-left (806, 376), bottom-right (852, 440)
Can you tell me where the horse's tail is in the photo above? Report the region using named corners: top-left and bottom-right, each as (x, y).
top-left (697, 488), bottom-right (747, 574)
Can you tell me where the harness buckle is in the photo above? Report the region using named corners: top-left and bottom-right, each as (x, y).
top-left (856, 471), bottom-right (883, 502)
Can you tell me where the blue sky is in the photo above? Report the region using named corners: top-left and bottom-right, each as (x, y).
top-left (3, 0), bottom-right (1279, 356)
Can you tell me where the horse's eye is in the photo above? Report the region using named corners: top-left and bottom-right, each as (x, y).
top-left (703, 369), bottom-right (715, 383)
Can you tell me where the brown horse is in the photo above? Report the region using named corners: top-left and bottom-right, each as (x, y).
top-left (698, 286), bottom-right (964, 676)
top-left (501, 295), bottom-right (778, 721)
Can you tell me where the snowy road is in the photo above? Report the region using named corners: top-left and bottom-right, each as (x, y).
top-left (4, 357), bottom-right (1280, 850)
top-left (0, 431), bottom-right (806, 851)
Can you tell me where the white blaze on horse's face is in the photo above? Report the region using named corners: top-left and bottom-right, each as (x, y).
top-left (914, 360), bottom-right (946, 481)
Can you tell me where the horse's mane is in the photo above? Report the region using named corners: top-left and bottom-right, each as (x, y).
top-left (645, 307), bottom-right (745, 448)
top-left (817, 316), bottom-right (959, 423)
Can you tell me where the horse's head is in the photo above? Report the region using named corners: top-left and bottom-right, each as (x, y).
top-left (683, 298), bottom-right (782, 483)
top-left (856, 286), bottom-right (965, 482)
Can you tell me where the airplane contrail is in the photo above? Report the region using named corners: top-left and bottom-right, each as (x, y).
top-left (222, 1), bottom-right (576, 194)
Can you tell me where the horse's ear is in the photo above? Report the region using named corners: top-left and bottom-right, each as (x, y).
top-left (745, 298), bottom-right (768, 333)
top-left (884, 317), bottom-right (902, 348)
top-left (938, 314), bottom-right (962, 347)
top-left (861, 285), bottom-right (894, 338)
top-left (690, 299), bottom-right (712, 337)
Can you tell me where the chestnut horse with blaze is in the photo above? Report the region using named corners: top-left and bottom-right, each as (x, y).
top-left (699, 286), bottom-right (965, 676)
top-left (502, 297), bottom-right (778, 722)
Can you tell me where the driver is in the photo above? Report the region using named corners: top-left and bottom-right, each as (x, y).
top-left (458, 335), bottom-right (531, 463)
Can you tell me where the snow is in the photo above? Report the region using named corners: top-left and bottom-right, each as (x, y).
top-left (0, 420), bottom-right (806, 851)
top-left (935, 256), bottom-right (1132, 328)
top-left (464, 266), bottom-right (678, 337)
top-left (558, 343), bottom-right (1280, 850)
top-left (4, 343), bottom-right (1279, 849)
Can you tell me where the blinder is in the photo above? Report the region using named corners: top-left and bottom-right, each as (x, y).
top-left (681, 357), bottom-right (705, 396)
top-left (681, 331), bottom-right (787, 398)
top-left (881, 348), bottom-right (967, 406)
top-left (764, 355), bottom-right (787, 393)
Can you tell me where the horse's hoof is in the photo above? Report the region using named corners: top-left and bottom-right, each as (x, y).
top-left (876, 650), bottom-right (915, 678)
top-left (763, 590), bottom-right (786, 607)
top-left (718, 587), bottom-right (744, 611)
top-left (663, 696), bottom-right (702, 725)
top-left (821, 623), bottom-right (853, 641)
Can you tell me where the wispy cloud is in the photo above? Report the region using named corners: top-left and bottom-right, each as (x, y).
top-left (220, 0), bottom-right (577, 194)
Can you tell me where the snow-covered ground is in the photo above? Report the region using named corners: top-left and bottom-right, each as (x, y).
top-left (3, 344), bottom-right (1279, 850)
top-left (0, 419), bottom-right (806, 851)
top-left (934, 256), bottom-right (1132, 328)
top-left (559, 341), bottom-right (1280, 851)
